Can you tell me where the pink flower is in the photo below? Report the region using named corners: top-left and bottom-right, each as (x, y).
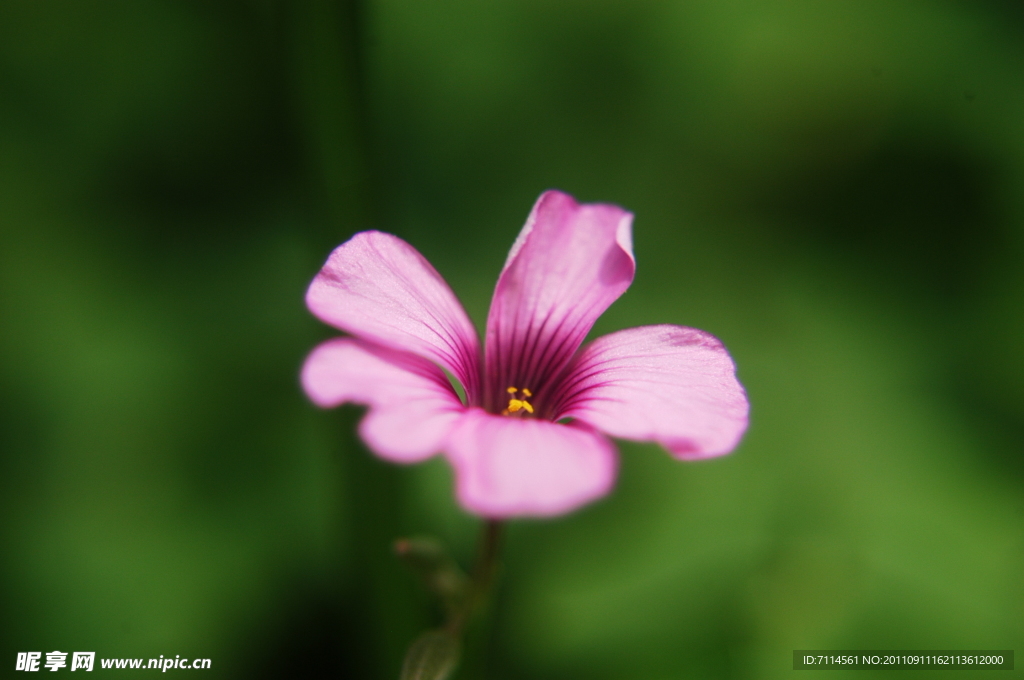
top-left (302, 191), bottom-right (749, 517)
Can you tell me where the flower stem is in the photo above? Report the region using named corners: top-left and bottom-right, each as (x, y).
top-left (447, 519), bottom-right (503, 636)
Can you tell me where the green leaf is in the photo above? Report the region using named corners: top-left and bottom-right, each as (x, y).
top-left (399, 629), bottom-right (461, 680)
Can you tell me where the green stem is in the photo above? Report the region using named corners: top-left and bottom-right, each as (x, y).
top-left (447, 520), bottom-right (503, 636)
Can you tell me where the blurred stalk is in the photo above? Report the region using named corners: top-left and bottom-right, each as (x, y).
top-left (291, 0), bottom-right (375, 234)
top-left (290, 1), bottom-right (413, 678)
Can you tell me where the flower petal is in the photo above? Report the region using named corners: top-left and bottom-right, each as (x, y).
top-left (301, 338), bottom-right (465, 462)
top-left (484, 190), bottom-right (635, 413)
top-left (445, 408), bottom-right (618, 517)
top-left (552, 325), bottom-right (749, 459)
top-left (306, 231), bottom-right (481, 401)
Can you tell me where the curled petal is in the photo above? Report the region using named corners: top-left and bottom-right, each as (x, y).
top-left (484, 191), bottom-right (634, 413)
top-left (445, 409), bottom-right (618, 517)
top-left (553, 325), bottom-right (749, 459)
top-left (302, 338), bottom-right (464, 462)
top-left (306, 231), bottom-right (480, 401)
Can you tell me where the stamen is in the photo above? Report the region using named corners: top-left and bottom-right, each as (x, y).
top-left (503, 386), bottom-right (535, 416)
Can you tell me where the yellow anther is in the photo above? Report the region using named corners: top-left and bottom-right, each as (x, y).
top-left (503, 386), bottom-right (535, 415)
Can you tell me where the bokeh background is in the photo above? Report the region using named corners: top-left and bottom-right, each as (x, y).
top-left (2, 1), bottom-right (1023, 678)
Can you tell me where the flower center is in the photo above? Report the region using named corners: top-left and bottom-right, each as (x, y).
top-left (502, 386), bottom-right (534, 416)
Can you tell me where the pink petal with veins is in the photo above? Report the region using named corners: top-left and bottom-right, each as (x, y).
top-left (484, 190), bottom-right (634, 414)
top-left (301, 338), bottom-right (465, 462)
top-left (306, 231), bottom-right (481, 401)
top-left (554, 325), bottom-right (748, 459)
top-left (445, 408), bottom-right (618, 517)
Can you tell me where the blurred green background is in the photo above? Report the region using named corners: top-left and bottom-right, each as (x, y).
top-left (2, 1), bottom-right (1022, 678)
